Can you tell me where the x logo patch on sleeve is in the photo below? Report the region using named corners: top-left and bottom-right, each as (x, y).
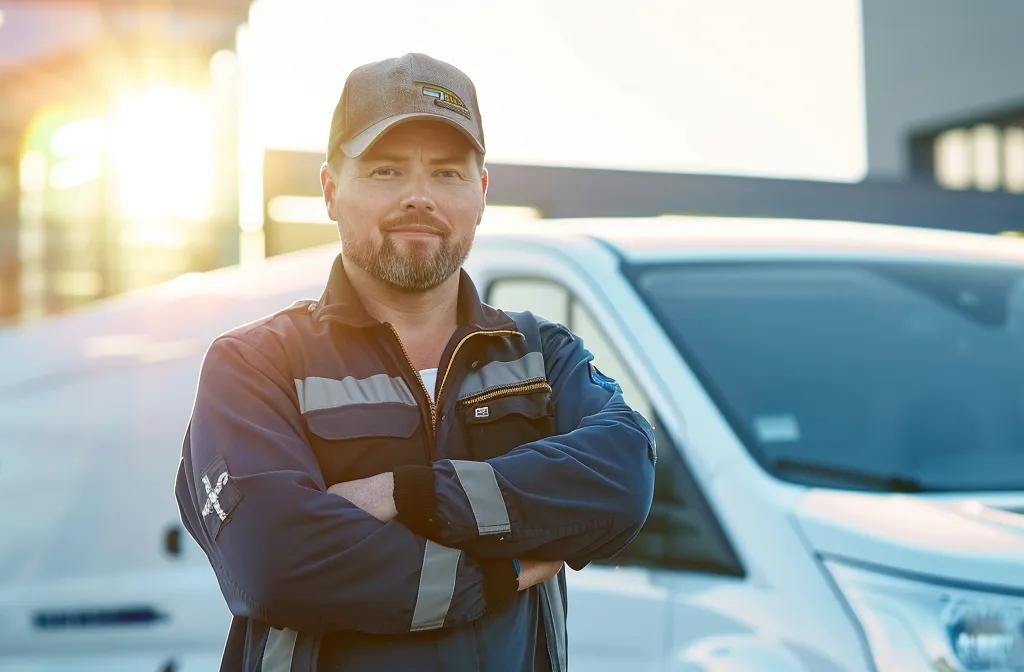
top-left (198, 457), bottom-right (242, 540)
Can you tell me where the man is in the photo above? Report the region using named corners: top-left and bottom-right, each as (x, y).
top-left (175, 53), bottom-right (656, 672)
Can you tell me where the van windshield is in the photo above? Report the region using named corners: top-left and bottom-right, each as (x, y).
top-left (630, 259), bottom-right (1024, 492)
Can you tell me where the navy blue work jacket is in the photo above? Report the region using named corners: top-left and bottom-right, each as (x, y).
top-left (174, 254), bottom-right (656, 671)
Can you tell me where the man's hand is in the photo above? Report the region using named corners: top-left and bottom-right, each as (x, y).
top-left (327, 472), bottom-right (397, 523)
top-left (516, 559), bottom-right (564, 591)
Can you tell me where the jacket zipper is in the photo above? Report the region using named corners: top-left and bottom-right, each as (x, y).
top-left (384, 324), bottom-right (523, 437)
top-left (384, 323), bottom-right (436, 436)
top-left (458, 379), bottom-right (552, 409)
top-left (434, 329), bottom-right (522, 429)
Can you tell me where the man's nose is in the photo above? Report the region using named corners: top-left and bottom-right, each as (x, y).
top-left (399, 172), bottom-right (436, 212)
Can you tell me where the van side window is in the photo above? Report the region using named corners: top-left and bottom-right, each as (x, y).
top-left (487, 278), bottom-right (744, 577)
top-left (568, 300), bottom-right (652, 420)
top-left (488, 278), bottom-right (650, 418)
top-left (610, 413), bottom-right (744, 576)
top-left (488, 278), bottom-right (570, 325)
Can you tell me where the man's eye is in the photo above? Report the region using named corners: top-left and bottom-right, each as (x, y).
top-left (371, 167), bottom-right (398, 177)
top-left (437, 169), bottom-right (463, 178)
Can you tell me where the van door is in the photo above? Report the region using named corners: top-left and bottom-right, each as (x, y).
top-left (486, 276), bottom-right (673, 671)
top-left (0, 361), bottom-right (230, 671)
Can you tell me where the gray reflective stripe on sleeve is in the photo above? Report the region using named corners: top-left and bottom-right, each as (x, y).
top-left (541, 576), bottom-right (568, 672)
top-left (449, 460), bottom-right (511, 536)
top-left (261, 627), bottom-right (297, 672)
top-left (410, 540), bottom-right (462, 632)
top-left (455, 351), bottom-right (546, 401)
top-left (294, 374), bottom-right (416, 413)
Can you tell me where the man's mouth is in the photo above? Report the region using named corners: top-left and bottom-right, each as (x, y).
top-left (386, 222), bottom-right (445, 238)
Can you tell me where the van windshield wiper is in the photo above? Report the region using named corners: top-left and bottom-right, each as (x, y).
top-left (770, 457), bottom-right (926, 493)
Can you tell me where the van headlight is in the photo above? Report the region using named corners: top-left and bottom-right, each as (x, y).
top-left (823, 558), bottom-right (1024, 671)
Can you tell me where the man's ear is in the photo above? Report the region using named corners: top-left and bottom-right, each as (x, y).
top-left (477, 167), bottom-right (489, 227)
top-left (320, 161), bottom-right (337, 221)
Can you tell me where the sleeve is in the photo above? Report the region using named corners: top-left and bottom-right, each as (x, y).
top-left (392, 321), bottom-right (656, 570)
top-left (174, 335), bottom-right (518, 635)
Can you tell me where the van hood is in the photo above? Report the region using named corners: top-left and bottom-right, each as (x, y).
top-left (794, 489), bottom-right (1024, 590)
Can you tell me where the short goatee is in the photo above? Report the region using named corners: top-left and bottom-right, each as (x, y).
top-left (341, 228), bottom-right (473, 293)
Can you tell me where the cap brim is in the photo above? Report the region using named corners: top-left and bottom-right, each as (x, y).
top-left (339, 112), bottom-right (485, 159)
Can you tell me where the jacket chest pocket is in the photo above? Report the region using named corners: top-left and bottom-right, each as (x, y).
top-left (305, 403), bottom-right (423, 485)
top-left (460, 382), bottom-right (555, 461)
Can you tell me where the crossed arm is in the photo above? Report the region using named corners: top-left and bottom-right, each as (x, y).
top-left (177, 323), bottom-right (654, 634)
top-left (328, 473), bottom-right (563, 591)
top-left (330, 321), bottom-right (656, 574)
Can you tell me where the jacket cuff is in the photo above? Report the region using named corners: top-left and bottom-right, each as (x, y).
top-left (393, 464), bottom-right (437, 537)
top-left (481, 559), bottom-right (519, 612)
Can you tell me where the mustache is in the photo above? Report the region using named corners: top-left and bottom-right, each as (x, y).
top-left (382, 212), bottom-right (449, 234)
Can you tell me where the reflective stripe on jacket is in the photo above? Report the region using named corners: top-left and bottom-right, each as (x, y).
top-left (174, 254), bottom-right (656, 671)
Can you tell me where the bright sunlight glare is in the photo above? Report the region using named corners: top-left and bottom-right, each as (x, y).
top-left (110, 86), bottom-right (214, 232)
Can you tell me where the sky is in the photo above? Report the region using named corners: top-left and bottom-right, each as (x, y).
top-left (240, 0), bottom-right (866, 182)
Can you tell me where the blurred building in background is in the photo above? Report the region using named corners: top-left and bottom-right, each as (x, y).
top-left (861, 0), bottom-right (1024, 192)
top-left (0, 0), bottom-right (247, 322)
top-left (1, 0), bottom-right (1023, 326)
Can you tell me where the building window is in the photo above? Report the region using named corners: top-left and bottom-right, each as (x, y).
top-left (911, 106), bottom-right (1024, 194)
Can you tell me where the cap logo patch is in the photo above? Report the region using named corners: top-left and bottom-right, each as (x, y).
top-left (417, 82), bottom-right (471, 119)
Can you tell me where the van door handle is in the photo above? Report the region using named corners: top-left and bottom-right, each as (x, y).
top-left (33, 606), bottom-right (167, 630)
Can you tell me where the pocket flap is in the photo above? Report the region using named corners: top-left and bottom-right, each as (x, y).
top-left (306, 402), bottom-right (420, 440)
top-left (463, 388), bottom-right (552, 425)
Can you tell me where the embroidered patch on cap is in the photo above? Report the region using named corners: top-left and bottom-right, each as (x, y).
top-left (416, 81), bottom-right (471, 119)
top-left (588, 362), bottom-right (622, 394)
top-left (199, 457), bottom-right (243, 540)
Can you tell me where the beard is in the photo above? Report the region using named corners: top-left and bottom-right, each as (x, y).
top-left (341, 219), bottom-right (474, 293)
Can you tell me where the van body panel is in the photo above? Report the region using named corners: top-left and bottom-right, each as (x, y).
top-left (796, 489), bottom-right (1024, 589)
top-left (4, 218), bottom-right (1024, 668)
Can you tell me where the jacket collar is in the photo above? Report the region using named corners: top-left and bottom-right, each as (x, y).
top-left (312, 253), bottom-right (515, 331)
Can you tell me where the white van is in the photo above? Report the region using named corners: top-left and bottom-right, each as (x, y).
top-left (2, 216), bottom-right (1023, 672)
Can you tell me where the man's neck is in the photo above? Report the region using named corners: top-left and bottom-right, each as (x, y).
top-left (342, 256), bottom-right (460, 361)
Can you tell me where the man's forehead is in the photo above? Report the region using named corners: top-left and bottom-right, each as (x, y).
top-left (362, 120), bottom-right (476, 160)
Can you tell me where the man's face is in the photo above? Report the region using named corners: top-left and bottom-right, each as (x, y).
top-left (322, 120), bottom-right (487, 293)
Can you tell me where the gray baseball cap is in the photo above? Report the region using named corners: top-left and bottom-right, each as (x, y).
top-left (327, 53), bottom-right (485, 162)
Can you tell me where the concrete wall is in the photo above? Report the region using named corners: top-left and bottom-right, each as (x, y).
top-left (862, 0), bottom-right (1024, 178)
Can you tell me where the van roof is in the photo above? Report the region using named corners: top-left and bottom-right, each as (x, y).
top-left (4, 215), bottom-right (1023, 391)
top-left (479, 215), bottom-right (1024, 265)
